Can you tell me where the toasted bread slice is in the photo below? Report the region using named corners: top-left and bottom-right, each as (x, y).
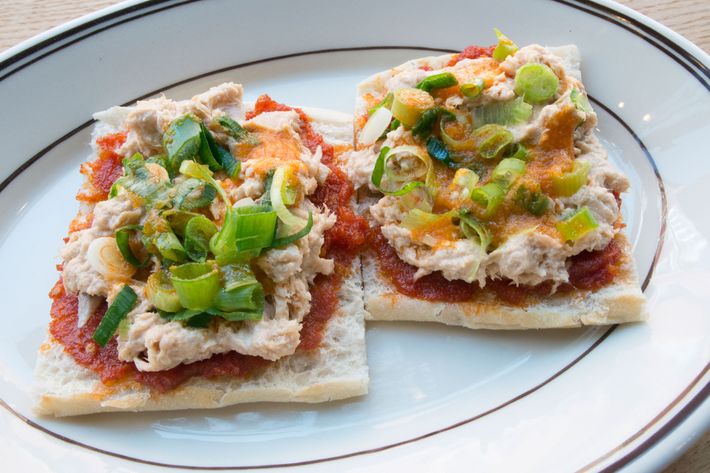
top-left (355, 46), bottom-right (646, 328)
top-left (35, 94), bottom-right (368, 416)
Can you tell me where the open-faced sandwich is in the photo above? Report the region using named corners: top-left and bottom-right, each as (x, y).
top-left (35, 83), bottom-right (370, 416)
top-left (35, 31), bottom-right (650, 416)
top-left (345, 30), bottom-right (646, 329)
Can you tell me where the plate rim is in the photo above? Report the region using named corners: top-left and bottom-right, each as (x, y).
top-left (0, 0), bottom-right (707, 470)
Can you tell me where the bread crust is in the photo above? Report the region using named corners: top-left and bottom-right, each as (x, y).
top-left (35, 106), bottom-right (368, 416)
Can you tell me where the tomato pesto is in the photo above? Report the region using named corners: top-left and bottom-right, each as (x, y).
top-left (77, 132), bottom-right (126, 203)
top-left (447, 45), bottom-right (495, 67)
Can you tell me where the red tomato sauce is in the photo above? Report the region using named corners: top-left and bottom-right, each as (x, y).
top-left (48, 281), bottom-right (270, 393)
top-left (447, 45), bottom-right (495, 67)
top-left (48, 281), bottom-right (135, 385)
top-left (370, 228), bottom-right (478, 302)
top-left (77, 133), bottom-right (126, 203)
top-left (567, 237), bottom-right (623, 291)
top-left (372, 226), bottom-right (624, 306)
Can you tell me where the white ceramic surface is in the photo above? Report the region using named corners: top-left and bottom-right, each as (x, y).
top-left (0, 0), bottom-right (708, 471)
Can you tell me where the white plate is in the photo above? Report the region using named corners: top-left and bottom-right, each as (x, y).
top-left (0, 0), bottom-right (708, 471)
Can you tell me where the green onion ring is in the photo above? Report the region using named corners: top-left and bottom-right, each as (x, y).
top-left (471, 182), bottom-right (506, 218)
top-left (92, 285), bottom-right (137, 347)
top-left (115, 225), bottom-right (149, 268)
top-left (458, 211), bottom-right (492, 250)
top-left (272, 211), bottom-right (314, 247)
top-left (169, 262), bottom-right (221, 311)
top-left (556, 206), bottom-right (599, 241)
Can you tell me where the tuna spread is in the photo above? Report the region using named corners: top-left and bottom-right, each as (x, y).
top-left (350, 37), bottom-right (628, 295)
top-left (56, 84), bottom-right (358, 379)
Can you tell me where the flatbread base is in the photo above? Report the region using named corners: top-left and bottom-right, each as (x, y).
top-left (34, 105), bottom-right (367, 417)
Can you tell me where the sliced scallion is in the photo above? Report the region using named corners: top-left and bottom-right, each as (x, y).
top-left (113, 154), bottom-right (171, 205)
top-left (184, 216), bottom-right (218, 262)
top-left (439, 112), bottom-right (477, 151)
top-left (205, 308), bottom-right (262, 322)
top-left (214, 248), bottom-right (257, 266)
top-left (163, 309), bottom-right (212, 328)
top-left (164, 115), bottom-right (201, 173)
top-left (218, 115), bottom-right (257, 145)
top-left (235, 204), bottom-right (278, 251)
top-left (570, 88), bottom-right (593, 114)
top-left (197, 122), bottom-right (223, 172)
top-left (186, 312), bottom-right (214, 328)
top-left (155, 231), bottom-right (187, 263)
top-left (210, 206), bottom-right (238, 257)
top-left (359, 106), bottom-right (393, 146)
top-left (473, 124), bottom-right (514, 159)
top-left (146, 270), bottom-right (182, 312)
top-left (382, 145), bottom-right (431, 182)
top-left (557, 207), bottom-right (599, 241)
top-left (399, 185), bottom-right (434, 212)
top-left (271, 166), bottom-right (305, 228)
top-left (122, 153), bottom-right (144, 173)
top-left (368, 92), bottom-right (394, 116)
top-left (492, 158), bottom-right (526, 188)
top-left (371, 146), bottom-right (388, 189)
top-left (458, 211), bottom-right (492, 250)
top-left (169, 262), bottom-right (221, 311)
top-left (415, 72), bottom-right (458, 93)
top-left (172, 177), bottom-right (217, 210)
top-left (146, 153), bottom-right (169, 170)
top-left (216, 145), bottom-right (241, 178)
top-left (515, 63), bottom-right (559, 104)
top-left (92, 285), bottom-right (137, 347)
top-left (492, 28), bottom-right (518, 61)
top-left (400, 208), bottom-right (454, 231)
top-left (372, 145), bottom-right (433, 196)
top-left (259, 169), bottom-right (275, 207)
top-left (412, 107), bottom-right (446, 141)
top-left (117, 318), bottom-right (130, 340)
top-left (471, 182), bottom-right (506, 218)
top-left (391, 88), bottom-right (435, 127)
top-left (452, 168), bottom-right (480, 199)
top-left (220, 262), bottom-right (257, 291)
top-left (460, 78), bottom-right (485, 98)
top-left (179, 160), bottom-right (229, 205)
top-left (214, 283), bottom-right (264, 313)
top-left (515, 186), bottom-right (550, 216)
top-left (507, 143), bottom-right (529, 161)
top-left (552, 160), bottom-right (590, 197)
top-left (426, 136), bottom-right (451, 164)
top-left (473, 97), bottom-right (533, 126)
top-left (115, 225), bottom-right (149, 268)
top-left (163, 209), bottom-right (202, 237)
top-left (272, 211), bottom-right (313, 247)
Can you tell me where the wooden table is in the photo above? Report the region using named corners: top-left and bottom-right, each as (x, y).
top-left (1, 1), bottom-right (708, 471)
